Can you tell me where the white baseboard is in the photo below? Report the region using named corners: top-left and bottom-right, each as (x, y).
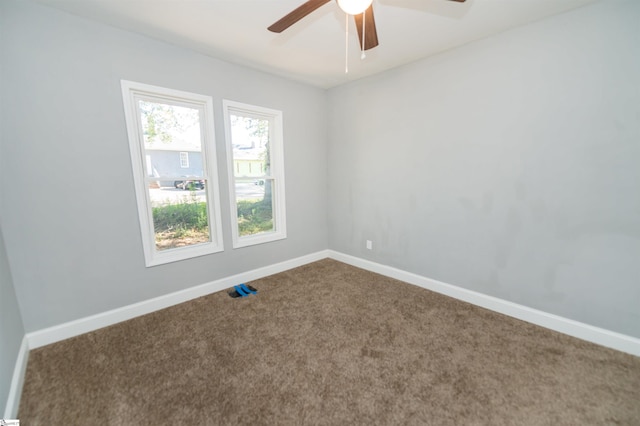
top-left (25, 249), bottom-right (640, 356)
top-left (19, 247), bottom-right (640, 369)
top-left (26, 250), bottom-right (330, 349)
top-left (9, 249), bottom-right (639, 417)
top-left (4, 336), bottom-right (29, 419)
top-left (327, 250), bottom-right (640, 357)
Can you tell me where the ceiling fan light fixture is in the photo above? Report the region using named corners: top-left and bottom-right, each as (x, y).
top-left (337, 0), bottom-right (373, 15)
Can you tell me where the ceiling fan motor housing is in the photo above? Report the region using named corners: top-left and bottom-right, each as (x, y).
top-left (337, 0), bottom-right (374, 15)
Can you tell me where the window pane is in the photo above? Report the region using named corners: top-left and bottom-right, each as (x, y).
top-left (139, 100), bottom-right (203, 178)
top-left (230, 114), bottom-right (275, 237)
top-left (229, 114), bottom-right (269, 178)
top-left (138, 100), bottom-right (209, 251)
top-left (149, 181), bottom-right (210, 251)
top-left (179, 152), bottom-right (189, 168)
top-left (224, 100), bottom-right (285, 248)
top-left (236, 178), bottom-right (274, 236)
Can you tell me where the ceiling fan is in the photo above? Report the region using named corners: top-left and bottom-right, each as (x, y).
top-left (268, 0), bottom-right (467, 51)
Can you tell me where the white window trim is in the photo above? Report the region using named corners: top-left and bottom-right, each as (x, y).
top-left (223, 100), bottom-right (287, 249)
top-left (121, 80), bottom-right (224, 266)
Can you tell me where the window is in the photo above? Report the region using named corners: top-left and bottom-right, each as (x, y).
top-left (179, 152), bottom-right (189, 168)
top-left (223, 100), bottom-right (286, 248)
top-left (121, 80), bottom-right (224, 266)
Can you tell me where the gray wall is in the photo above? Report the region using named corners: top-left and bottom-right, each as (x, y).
top-left (328, 0), bottom-right (640, 338)
top-left (0, 226), bottom-right (25, 416)
top-left (1, 0), bottom-right (638, 343)
top-left (0, 2), bottom-right (26, 411)
top-left (0, 0), bottom-right (328, 332)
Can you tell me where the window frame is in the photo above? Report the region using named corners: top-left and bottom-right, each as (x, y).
top-left (121, 80), bottom-right (224, 266)
top-left (223, 100), bottom-right (287, 248)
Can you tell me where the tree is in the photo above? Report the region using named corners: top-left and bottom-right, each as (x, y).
top-left (139, 101), bottom-right (199, 146)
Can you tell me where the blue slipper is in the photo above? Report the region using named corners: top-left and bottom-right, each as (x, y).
top-left (228, 285), bottom-right (248, 298)
top-left (239, 283), bottom-right (258, 295)
top-left (235, 285), bottom-right (250, 297)
top-left (228, 284), bottom-right (258, 298)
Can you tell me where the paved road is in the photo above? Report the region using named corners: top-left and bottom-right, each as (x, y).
top-left (149, 182), bottom-right (265, 207)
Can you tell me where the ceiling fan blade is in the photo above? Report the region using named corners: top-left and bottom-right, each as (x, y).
top-left (354, 5), bottom-right (379, 51)
top-left (268, 0), bottom-right (332, 33)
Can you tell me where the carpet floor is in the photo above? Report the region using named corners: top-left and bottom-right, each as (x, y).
top-left (19, 259), bottom-right (640, 425)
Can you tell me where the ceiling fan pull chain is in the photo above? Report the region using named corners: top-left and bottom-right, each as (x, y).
top-left (345, 12), bottom-right (349, 73)
top-left (361, 10), bottom-right (366, 59)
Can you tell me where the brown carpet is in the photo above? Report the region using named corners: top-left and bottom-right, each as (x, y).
top-left (19, 259), bottom-right (640, 425)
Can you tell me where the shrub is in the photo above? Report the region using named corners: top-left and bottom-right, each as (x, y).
top-left (237, 199), bottom-right (273, 236)
top-left (153, 199), bottom-right (208, 233)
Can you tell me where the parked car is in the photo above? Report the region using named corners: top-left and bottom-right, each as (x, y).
top-left (174, 178), bottom-right (205, 190)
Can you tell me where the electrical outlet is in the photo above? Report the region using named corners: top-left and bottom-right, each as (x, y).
top-left (366, 240), bottom-right (373, 250)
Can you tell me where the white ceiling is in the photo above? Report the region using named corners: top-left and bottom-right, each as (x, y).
top-left (35, 0), bottom-right (597, 88)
